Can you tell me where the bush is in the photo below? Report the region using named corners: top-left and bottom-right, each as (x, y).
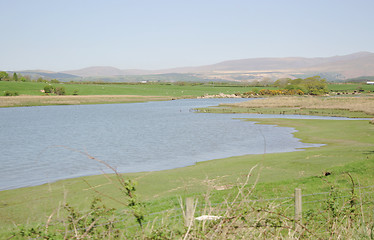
top-left (257, 89), bottom-right (304, 96)
top-left (55, 87), bottom-right (66, 95)
top-left (43, 85), bottom-right (55, 93)
top-left (274, 76), bottom-right (328, 95)
top-left (4, 91), bottom-right (19, 96)
top-left (43, 85), bottom-right (65, 95)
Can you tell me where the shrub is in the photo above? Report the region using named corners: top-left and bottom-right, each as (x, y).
top-left (43, 85), bottom-right (55, 93)
top-left (17, 198), bottom-right (120, 239)
top-left (55, 87), bottom-right (66, 95)
top-left (4, 91), bottom-right (19, 96)
top-left (256, 89), bottom-right (304, 96)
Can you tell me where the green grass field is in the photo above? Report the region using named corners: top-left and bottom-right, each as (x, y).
top-left (0, 81), bottom-right (273, 97)
top-left (1, 81), bottom-right (373, 97)
top-left (1, 117), bottom-right (373, 238)
top-left (328, 83), bottom-right (374, 92)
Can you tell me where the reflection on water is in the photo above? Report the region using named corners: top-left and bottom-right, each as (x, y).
top-left (0, 98), bottom-right (332, 190)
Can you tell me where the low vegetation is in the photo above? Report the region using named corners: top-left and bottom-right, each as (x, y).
top-left (12, 170), bottom-right (374, 239)
top-left (197, 96), bottom-right (374, 118)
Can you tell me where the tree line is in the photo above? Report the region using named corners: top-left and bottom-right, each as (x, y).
top-left (0, 71), bottom-right (61, 83)
top-left (273, 76), bottom-right (328, 95)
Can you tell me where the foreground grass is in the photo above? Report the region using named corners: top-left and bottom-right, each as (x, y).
top-left (1, 116), bottom-right (373, 238)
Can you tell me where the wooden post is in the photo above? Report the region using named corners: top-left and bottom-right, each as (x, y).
top-left (185, 197), bottom-right (194, 227)
top-left (294, 188), bottom-right (302, 231)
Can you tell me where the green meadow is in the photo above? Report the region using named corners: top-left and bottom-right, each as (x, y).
top-left (328, 83), bottom-right (374, 92)
top-left (1, 81), bottom-right (374, 97)
top-left (0, 81), bottom-right (273, 97)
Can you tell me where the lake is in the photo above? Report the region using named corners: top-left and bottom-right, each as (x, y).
top-left (0, 98), bottom-right (339, 191)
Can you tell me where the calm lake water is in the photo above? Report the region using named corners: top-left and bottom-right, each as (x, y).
top-left (0, 98), bottom-right (346, 191)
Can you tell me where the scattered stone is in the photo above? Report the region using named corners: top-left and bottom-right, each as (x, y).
top-left (195, 215), bottom-right (222, 221)
top-left (198, 93), bottom-right (242, 99)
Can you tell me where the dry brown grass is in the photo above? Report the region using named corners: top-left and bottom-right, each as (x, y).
top-left (228, 96), bottom-right (374, 115)
top-left (0, 95), bottom-right (173, 107)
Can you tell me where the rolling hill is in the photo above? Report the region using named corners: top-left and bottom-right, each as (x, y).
top-left (6, 52), bottom-right (374, 82)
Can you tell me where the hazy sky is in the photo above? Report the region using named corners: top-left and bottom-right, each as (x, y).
top-left (1, 0), bottom-right (374, 71)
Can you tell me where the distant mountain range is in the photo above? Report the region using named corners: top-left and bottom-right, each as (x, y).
top-left (8, 52), bottom-right (374, 82)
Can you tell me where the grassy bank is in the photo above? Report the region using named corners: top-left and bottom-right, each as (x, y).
top-left (197, 96), bottom-right (374, 118)
top-left (1, 116), bottom-right (373, 238)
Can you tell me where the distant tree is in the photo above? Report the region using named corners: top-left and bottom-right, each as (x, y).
top-left (285, 84), bottom-right (304, 91)
top-left (44, 85), bottom-right (55, 93)
top-left (273, 78), bottom-right (291, 88)
top-left (302, 76), bottom-right (328, 95)
top-left (261, 77), bottom-right (273, 86)
top-left (13, 72), bottom-right (19, 81)
top-left (289, 78), bottom-right (301, 84)
top-left (20, 76), bottom-right (31, 82)
top-left (37, 77), bottom-right (45, 83)
top-left (50, 79), bottom-right (60, 83)
top-left (274, 76), bottom-right (328, 95)
top-left (0, 71), bottom-right (9, 81)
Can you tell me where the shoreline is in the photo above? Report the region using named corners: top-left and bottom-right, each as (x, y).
top-left (0, 95), bottom-right (174, 107)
